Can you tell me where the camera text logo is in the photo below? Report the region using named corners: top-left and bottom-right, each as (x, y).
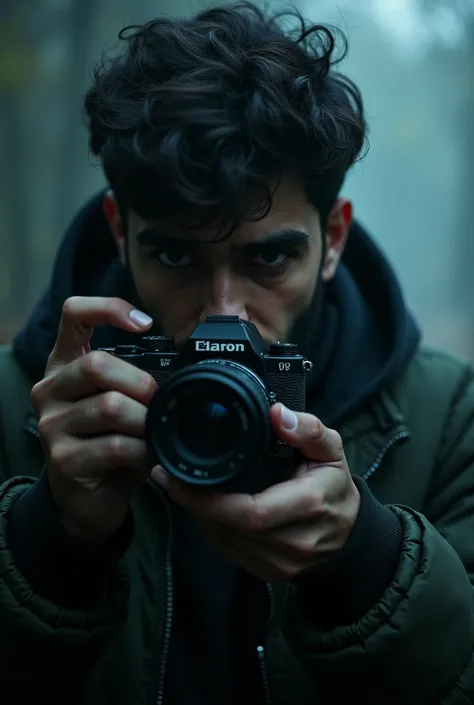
top-left (195, 341), bottom-right (245, 353)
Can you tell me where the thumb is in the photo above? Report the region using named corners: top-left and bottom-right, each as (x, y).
top-left (270, 403), bottom-right (344, 463)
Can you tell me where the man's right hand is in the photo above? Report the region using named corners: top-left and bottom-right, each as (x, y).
top-left (31, 296), bottom-right (157, 542)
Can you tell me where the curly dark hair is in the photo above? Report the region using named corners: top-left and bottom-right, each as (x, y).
top-left (85, 2), bottom-right (367, 237)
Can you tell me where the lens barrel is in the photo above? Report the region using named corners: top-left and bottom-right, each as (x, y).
top-left (145, 360), bottom-right (271, 488)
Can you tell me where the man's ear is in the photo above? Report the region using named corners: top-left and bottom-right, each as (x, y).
top-left (103, 190), bottom-right (126, 265)
top-left (321, 198), bottom-right (353, 282)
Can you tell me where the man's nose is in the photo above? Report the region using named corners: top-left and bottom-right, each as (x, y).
top-left (201, 267), bottom-right (249, 320)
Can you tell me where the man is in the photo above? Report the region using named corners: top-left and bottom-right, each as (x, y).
top-left (0, 3), bottom-right (473, 704)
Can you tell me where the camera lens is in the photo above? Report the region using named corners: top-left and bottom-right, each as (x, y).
top-left (145, 360), bottom-right (271, 489)
top-left (177, 400), bottom-right (233, 458)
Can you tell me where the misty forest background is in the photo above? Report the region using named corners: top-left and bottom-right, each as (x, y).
top-left (1, 0), bottom-right (473, 359)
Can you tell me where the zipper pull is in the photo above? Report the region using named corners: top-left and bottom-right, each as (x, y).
top-left (257, 645), bottom-right (272, 705)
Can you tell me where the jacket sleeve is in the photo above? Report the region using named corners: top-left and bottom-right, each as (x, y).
top-left (0, 345), bottom-right (131, 703)
top-left (283, 365), bottom-right (474, 705)
top-left (0, 477), bottom-right (131, 704)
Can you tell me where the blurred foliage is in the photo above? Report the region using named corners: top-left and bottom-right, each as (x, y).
top-left (0, 23), bottom-right (36, 91)
top-left (0, 0), bottom-right (473, 358)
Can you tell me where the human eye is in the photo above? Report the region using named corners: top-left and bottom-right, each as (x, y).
top-left (152, 249), bottom-right (193, 268)
top-left (252, 249), bottom-right (288, 268)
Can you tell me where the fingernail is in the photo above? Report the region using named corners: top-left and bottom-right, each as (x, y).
top-left (129, 309), bottom-right (153, 328)
top-left (152, 466), bottom-right (169, 490)
top-left (280, 405), bottom-right (298, 432)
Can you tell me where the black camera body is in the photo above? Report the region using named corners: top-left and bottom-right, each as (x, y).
top-left (101, 315), bottom-right (311, 493)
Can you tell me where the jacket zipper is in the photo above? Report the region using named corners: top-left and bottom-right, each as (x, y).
top-left (153, 485), bottom-right (174, 705)
top-left (361, 430), bottom-right (410, 482)
top-left (24, 420), bottom-right (40, 438)
top-left (24, 422), bottom-right (407, 705)
top-left (24, 424), bottom-right (176, 704)
top-left (257, 582), bottom-right (276, 705)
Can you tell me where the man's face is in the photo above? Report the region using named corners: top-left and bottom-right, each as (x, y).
top-left (106, 178), bottom-right (350, 345)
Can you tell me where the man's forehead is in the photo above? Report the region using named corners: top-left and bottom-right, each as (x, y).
top-left (130, 207), bottom-right (320, 248)
top-left (128, 181), bottom-right (320, 245)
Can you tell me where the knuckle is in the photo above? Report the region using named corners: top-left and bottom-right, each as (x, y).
top-left (330, 429), bottom-right (344, 455)
top-left (99, 391), bottom-right (126, 422)
top-left (306, 417), bottom-right (325, 444)
top-left (104, 297), bottom-right (125, 317)
top-left (83, 350), bottom-right (109, 379)
top-left (140, 372), bottom-right (158, 398)
top-left (300, 486), bottom-right (324, 517)
top-left (49, 441), bottom-right (73, 471)
top-left (31, 381), bottom-right (46, 410)
top-left (292, 535), bottom-right (316, 559)
top-left (244, 504), bottom-right (269, 532)
top-left (276, 561), bottom-right (298, 582)
top-left (106, 434), bottom-right (129, 461)
top-left (37, 412), bottom-right (57, 439)
top-left (137, 372), bottom-right (158, 401)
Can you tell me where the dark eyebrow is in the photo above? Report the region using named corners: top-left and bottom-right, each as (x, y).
top-left (237, 229), bottom-right (310, 255)
top-left (136, 227), bottom-right (310, 251)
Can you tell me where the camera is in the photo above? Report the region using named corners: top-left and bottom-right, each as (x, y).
top-left (100, 315), bottom-right (312, 494)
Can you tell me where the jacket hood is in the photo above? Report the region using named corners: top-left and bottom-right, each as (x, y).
top-left (305, 220), bottom-right (421, 426)
top-left (13, 191), bottom-right (420, 426)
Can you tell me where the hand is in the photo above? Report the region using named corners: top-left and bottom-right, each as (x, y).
top-left (31, 296), bottom-right (157, 541)
top-left (153, 403), bottom-right (360, 582)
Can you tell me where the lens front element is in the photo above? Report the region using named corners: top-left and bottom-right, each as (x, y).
top-left (177, 400), bottom-right (234, 459)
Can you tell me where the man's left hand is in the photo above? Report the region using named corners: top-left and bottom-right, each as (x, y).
top-left (152, 403), bottom-right (361, 582)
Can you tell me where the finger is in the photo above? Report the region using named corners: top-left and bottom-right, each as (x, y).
top-left (157, 471), bottom-right (324, 531)
top-left (49, 434), bottom-right (151, 478)
top-left (48, 296), bottom-right (153, 370)
top-left (226, 519), bottom-right (335, 563)
top-left (57, 392), bottom-right (148, 438)
top-left (202, 519), bottom-right (279, 579)
top-left (202, 520), bottom-right (306, 582)
top-left (235, 474), bottom-right (328, 529)
top-left (153, 471), bottom-right (265, 528)
top-left (48, 350), bottom-right (157, 405)
top-left (270, 403), bottom-right (344, 463)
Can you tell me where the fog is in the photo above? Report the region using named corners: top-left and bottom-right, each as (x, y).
top-left (1, 0), bottom-right (473, 357)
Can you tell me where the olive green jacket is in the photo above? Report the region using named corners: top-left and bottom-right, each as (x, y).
top-left (1, 343), bottom-right (474, 704)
